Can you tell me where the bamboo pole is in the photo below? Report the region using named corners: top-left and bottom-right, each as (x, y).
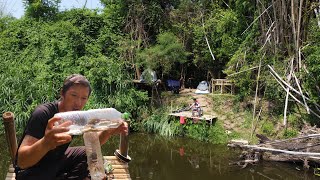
top-left (232, 144), bottom-right (320, 157)
top-left (242, 4), bottom-right (272, 35)
top-left (297, 0), bottom-right (303, 70)
top-left (283, 58), bottom-right (294, 127)
top-left (293, 73), bottom-right (310, 114)
top-left (228, 66), bottom-right (259, 77)
top-left (269, 72), bottom-right (320, 119)
top-left (2, 112), bottom-right (17, 165)
top-left (268, 65), bottom-right (320, 109)
top-left (264, 133), bottom-right (320, 145)
top-left (251, 54), bottom-right (263, 140)
top-left (201, 14), bottom-right (215, 61)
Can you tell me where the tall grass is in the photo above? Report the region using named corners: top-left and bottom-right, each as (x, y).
top-left (143, 108), bottom-right (182, 137)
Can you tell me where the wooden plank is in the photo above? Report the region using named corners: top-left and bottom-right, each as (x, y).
top-left (6, 164), bottom-right (15, 180)
top-left (8, 164), bottom-right (14, 173)
top-left (5, 172), bottom-right (15, 180)
top-left (112, 169), bottom-right (130, 174)
top-left (6, 156), bottom-right (131, 180)
top-left (169, 111), bottom-right (216, 124)
top-left (110, 174), bottom-right (131, 178)
top-left (105, 156), bottom-right (119, 160)
top-left (112, 164), bottom-right (129, 169)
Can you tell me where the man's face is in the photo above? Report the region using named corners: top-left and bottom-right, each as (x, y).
top-left (61, 84), bottom-right (90, 111)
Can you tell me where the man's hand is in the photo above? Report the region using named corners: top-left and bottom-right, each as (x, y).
top-left (43, 117), bottom-right (72, 150)
top-left (17, 117), bottom-right (73, 169)
top-left (99, 121), bottom-right (128, 145)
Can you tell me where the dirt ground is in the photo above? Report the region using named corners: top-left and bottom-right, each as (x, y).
top-left (165, 88), bottom-right (246, 134)
top-left (169, 88), bottom-right (215, 115)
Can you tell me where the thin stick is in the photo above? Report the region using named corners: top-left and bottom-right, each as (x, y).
top-left (265, 133), bottom-right (320, 145)
top-left (251, 53), bottom-right (264, 139)
top-left (268, 65), bottom-right (320, 109)
top-left (236, 144), bottom-right (320, 156)
top-left (269, 72), bottom-right (320, 119)
top-left (242, 4), bottom-right (273, 35)
top-left (228, 66), bottom-right (259, 77)
top-left (202, 14), bottom-right (215, 61)
top-left (293, 73), bottom-right (310, 113)
top-left (283, 58), bottom-right (294, 127)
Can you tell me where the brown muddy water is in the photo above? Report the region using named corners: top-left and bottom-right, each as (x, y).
top-left (0, 133), bottom-right (318, 180)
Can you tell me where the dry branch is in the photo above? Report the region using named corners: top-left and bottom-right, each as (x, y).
top-left (229, 129), bottom-right (320, 169)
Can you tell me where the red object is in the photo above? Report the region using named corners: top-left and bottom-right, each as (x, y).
top-left (180, 116), bottom-right (185, 124)
top-left (179, 147), bottom-right (184, 156)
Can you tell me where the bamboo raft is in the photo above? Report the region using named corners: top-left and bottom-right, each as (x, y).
top-left (2, 112), bottom-right (131, 180)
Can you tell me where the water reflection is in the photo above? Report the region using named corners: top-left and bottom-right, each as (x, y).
top-left (114, 133), bottom-right (317, 180)
top-left (0, 133), bottom-right (318, 180)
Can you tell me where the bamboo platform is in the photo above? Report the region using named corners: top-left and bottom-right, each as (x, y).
top-left (5, 164), bottom-right (15, 180)
top-left (5, 156), bottom-right (131, 180)
top-left (169, 111), bottom-right (217, 124)
top-left (104, 156), bottom-right (131, 180)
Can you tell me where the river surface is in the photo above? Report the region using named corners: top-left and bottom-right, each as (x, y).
top-left (0, 133), bottom-right (318, 180)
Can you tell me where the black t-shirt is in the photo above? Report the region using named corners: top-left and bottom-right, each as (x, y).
top-left (16, 101), bottom-right (71, 169)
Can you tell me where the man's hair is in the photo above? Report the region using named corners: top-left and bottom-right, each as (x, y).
top-left (61, 74), bottom-right (92, 96)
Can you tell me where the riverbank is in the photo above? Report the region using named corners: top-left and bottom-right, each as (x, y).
top-left (159, 88), bottom-right (303, 144)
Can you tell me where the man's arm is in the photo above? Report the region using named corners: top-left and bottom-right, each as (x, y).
top-left (17, 117), bottom-right (72, 169)
top-left (98, 122), bottom-right (128, 145)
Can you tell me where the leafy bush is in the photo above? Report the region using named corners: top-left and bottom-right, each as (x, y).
top-left (260, 121), bottom-right (274, 136)
top-left (208, 122), bottom-right (228, 144)
top-left (0, 10), bottom-right (148, 134)
top-left (185, 121), bottom-right (209, 142)
top-left (283, 128), bottom-right (298, 139)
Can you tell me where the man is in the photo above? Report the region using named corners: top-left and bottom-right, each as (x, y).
top-left (189, 98), bottom-right (201, 117)
top-left (15, 74), bottom-right (128, 179)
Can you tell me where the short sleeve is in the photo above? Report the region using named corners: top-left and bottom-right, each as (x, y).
top-left (25, 108), bottom-right (48, 139)
top-left (24, 102), bottom-right (58, 139)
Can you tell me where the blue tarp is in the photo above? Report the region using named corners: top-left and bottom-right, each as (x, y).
top-left (167, 79), bottom-right (180, 93)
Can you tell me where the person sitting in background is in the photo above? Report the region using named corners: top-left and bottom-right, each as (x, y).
top-left (15, 74), bottom-right (128, 180)
top-left (189, 98), bottom-right (201, 117)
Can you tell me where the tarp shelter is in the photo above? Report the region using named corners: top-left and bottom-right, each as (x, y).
top-left (195, 81), bottom-right (210, 94)
top-left (167, 79), bottom-right (180, 94)
top-left (140, 69), bottom-right (158, 83)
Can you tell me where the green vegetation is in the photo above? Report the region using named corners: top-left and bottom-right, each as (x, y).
top-left (0, 1), bottom-right (319, 144)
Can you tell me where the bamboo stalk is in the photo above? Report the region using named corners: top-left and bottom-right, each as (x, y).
top-left (228, 66), bottom-right (259, 77)
top-left (269, 72), bottom-right (320, 119)
top-left (234, 144), bottom-right (320, 157)
top-left (297, 0), bottom-right (303, 70)
top-left (201, 14), bottom-right (215, 61)
top-left (293, 73), bottom-right (309, 114)
top-left (283, 58), bottom-right (294, 127)
top-left (251, 54), bottom-right (263, 139)
top-left (2, 112), bottom-right (17, 165)
top-left (264, 133), bottom-right (320, 145)
top-left (268, 65), bottom-right (320, 109)
top-left (242, 4), bottom-right (273, 35)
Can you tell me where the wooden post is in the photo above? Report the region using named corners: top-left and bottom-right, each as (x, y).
top-left (2, 112), bottom-right (17, 165)
top-left (221, 80), bottom-right (224, 94)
